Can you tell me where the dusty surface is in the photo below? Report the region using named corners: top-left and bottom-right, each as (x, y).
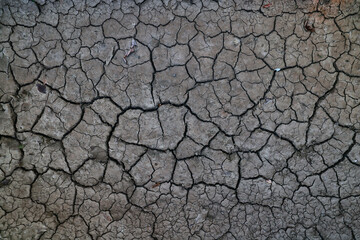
top-left (0, 0), bottom-right (360, 239)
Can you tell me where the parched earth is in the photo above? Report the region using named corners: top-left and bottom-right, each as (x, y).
top-left (0, 0), bottom-right (359, 239)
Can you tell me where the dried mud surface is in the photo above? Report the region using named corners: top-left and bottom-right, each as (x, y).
top-left (0, 0), bottom-right (360, 239)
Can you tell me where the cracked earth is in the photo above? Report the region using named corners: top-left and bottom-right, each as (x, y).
top-left (0, 0), bottom-right (360, 239)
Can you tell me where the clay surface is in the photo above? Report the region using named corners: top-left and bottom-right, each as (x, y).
top-left (0, 0), bottom-right (359, 239)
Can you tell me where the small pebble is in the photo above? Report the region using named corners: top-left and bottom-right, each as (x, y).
top-left (36, 83), bottom-right (46, 94)
top-left (0, 179), bottom-right (11, 187)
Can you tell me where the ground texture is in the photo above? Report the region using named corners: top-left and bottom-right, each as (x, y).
top-left (0, 0), bottom-right (360, 239)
